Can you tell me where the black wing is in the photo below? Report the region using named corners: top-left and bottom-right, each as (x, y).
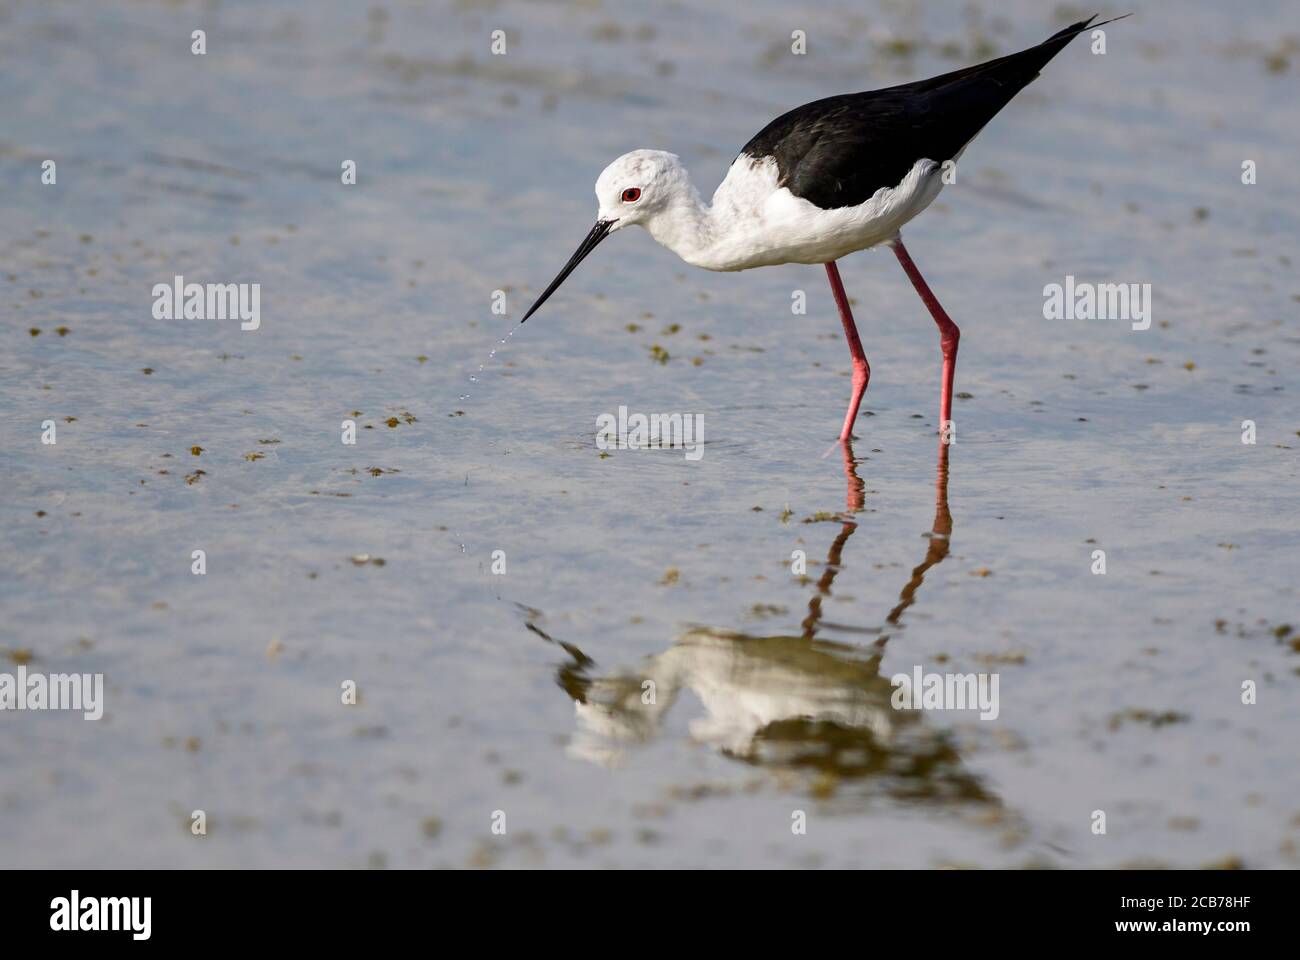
top-left (741, 15), bottom-right (1121, 209)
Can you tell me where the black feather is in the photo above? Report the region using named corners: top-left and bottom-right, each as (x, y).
top-left (740, 15), bottom-right (1127, 210)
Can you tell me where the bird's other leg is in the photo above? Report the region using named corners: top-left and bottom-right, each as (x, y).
top-left (891, 238), bottom-right (960, 434)
top-left (825, 261), bottom-right (869, 443)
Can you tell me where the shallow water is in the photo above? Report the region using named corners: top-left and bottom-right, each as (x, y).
top-left (2, 0), bottom-right (1298, 868)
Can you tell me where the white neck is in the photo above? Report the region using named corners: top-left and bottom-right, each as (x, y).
top-left (639, 156), bottom-right (791, 271)
top-left (642, 180), bottom-right (719, 269)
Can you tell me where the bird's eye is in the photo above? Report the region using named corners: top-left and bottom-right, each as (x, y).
top-left (621, 187), bottom-right (642, 203)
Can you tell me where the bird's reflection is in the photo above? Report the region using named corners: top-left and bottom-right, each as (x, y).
top-left (543, 440), bottom-right (989, 803)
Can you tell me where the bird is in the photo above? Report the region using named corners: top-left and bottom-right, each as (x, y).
top-left (521, 15), bottom-right (1127, 443)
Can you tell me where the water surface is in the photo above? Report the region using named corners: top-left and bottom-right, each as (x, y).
top-left (2, 0), bottom-right (1298, 868)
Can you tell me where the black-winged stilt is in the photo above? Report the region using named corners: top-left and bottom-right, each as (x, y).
top-left (522, 15), bottom-right (1126, 443)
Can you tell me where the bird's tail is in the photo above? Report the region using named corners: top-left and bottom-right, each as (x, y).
top-left (1046, 13), bottom-right (1133, 44)
top-left (887, 13), bottom-right (1131, 168)
top-left (905, 13), bottom-right (1131, 98)
top-left (996, 13), bottom-right (1133, 81)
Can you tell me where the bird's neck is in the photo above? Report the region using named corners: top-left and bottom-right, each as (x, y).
top-left (644, 182), bottom-right (720, 269)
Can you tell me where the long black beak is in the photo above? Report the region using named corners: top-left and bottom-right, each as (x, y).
top-left (521, 219), bottom-right (615, 323)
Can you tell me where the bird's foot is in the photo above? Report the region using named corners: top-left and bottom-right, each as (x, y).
top-left (821, 436), bottom-right (851, 460)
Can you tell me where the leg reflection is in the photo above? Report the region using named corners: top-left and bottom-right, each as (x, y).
top-left (541, 439), bottom-right (989, 805)
top-left (800, 437), bottom-right (864, 641)
top-left (881, 441), bottom-right (952, 643)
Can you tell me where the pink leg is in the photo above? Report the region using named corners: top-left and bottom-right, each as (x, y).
top-left (892, 238), bottom-right (960, 431)
top-left (825, 261), bottom-right (870, 442)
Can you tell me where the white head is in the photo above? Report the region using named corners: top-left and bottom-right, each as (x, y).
top-left (593, 149), bottom-right (691, 231)
top-left (522, 149), bottom-right (703, 323)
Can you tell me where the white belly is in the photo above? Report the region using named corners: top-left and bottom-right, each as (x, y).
top-left (695, 155), bottom-right (946, 271)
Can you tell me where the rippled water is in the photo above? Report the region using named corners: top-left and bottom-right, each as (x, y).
top-left (2, 0), bottom-right (1297, 868)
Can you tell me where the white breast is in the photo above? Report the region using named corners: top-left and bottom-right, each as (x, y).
top-left (695, 155), bottom-right (946, 271)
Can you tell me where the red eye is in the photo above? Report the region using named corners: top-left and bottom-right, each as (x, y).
top-left (621, 187), bottom-right (641, 203)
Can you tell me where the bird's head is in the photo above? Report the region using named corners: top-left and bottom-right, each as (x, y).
top-left (521, 149), bottom-right (690, 323)
top-left (594, 149), bottom-right (687, 228)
